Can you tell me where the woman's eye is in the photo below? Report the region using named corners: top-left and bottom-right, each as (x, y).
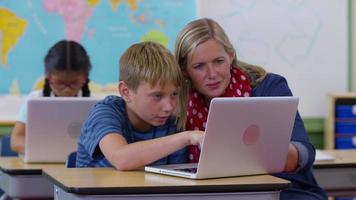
top-left (193, 63), bottom-right (203, 69)
top-left (215, 59), bottom-right (225, 64)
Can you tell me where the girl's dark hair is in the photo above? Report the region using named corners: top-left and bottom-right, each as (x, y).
top-left (43, 40), bottom-right (92, 97)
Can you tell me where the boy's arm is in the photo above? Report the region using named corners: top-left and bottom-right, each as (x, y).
top-left (99, 131), bottom-right (203, 171)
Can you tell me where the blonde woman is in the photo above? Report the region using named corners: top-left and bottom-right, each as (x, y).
top-left (175, 18), bottom-right (327, 200)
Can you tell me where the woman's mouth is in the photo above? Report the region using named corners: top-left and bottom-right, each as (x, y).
top-left (206, 82), bottom-right (220, 90)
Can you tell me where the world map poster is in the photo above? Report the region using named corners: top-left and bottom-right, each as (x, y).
top-left (0, 0), bottom-right (196, 95)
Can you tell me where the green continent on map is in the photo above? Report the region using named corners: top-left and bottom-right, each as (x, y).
top-left (141, 30), bottom-right (169, 47)
top-left (0, 8), bottom-right (27, 66)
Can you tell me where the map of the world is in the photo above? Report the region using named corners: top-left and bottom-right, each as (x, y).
top-left (0, 0), bottom-right (196, 95)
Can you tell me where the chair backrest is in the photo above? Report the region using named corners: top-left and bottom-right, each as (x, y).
top-left (66, 151), bottom-right (77, 168)
top-left (0, 135), bottom-right (18, 157)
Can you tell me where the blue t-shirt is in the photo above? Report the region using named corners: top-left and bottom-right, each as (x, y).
top-left (76, 95), bottom-right (187, 168)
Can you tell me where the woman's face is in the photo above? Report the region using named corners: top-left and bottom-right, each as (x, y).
top-left (186, 39), bottom-right (234, 102)
top-left (47, 71), bottom-right (87, 97)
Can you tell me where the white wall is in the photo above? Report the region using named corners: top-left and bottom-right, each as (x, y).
top-left (198, 0), bottom-right (348, 118)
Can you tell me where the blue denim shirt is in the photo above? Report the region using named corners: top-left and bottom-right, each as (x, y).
top-left (253, 73), bottom-right (327, 200)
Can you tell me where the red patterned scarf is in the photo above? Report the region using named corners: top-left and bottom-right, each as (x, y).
top-left (186, 68), bottom-right (252, 162)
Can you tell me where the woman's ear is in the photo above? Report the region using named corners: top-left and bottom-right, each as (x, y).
top-left (118, 81), bottom-right (131, 102)
top-left (182, 70), bottom-right (190, 79)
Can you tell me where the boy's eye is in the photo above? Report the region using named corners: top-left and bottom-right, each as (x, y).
top-left (152, 93), bottom-right (162, 100)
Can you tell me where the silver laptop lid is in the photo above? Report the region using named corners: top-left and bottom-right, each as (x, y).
top-left (25, 97), bottom-right (101, 163)
top-left (196, 96), bottom-right (298, 178)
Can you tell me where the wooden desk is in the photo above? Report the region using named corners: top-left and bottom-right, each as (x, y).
top-left (43, 168), bottom-right (290, 200)
top-left (0, 157), bottom-right (64, 199)
top-left (313, 149), bottom-right (356, 197)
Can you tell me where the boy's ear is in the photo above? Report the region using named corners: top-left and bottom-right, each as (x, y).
top-left (118, 81), bottom-right (131, 102)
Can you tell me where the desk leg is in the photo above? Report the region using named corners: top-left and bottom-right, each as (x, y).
top-left (54, 185), bottom-right (280, 200)
top-left (0, 172), bottom-right (53, 198)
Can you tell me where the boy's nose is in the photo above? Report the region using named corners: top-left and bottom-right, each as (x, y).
top-left (162, 99), bottom-right (174, 112)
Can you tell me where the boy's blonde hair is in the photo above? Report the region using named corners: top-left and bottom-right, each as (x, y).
top-left (119, 41), bottom-right (186, 129)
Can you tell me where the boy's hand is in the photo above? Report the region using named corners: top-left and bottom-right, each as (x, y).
top-left (283, 143), bottom-right (299, 172)
top-left (188, 130), bottom-right (204, 148)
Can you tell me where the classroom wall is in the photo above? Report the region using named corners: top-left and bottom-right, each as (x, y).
top-left (1, 1), bottom-right (354, 150)
top-left (352, 0), bottom-right (356, 90)
top-left (1, 1), bottom-right (349, 117)
top-left (199, 0), bottom-right (348, 118)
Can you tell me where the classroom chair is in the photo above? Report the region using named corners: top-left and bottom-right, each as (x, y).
top-left (0, 194), bottom-right (11, 200)
top-left (66, 151), bottom-right (77, 168)
top-left (0, 135), bottom-right (15, 200)
top-left (0, 135), bottom-right (17, 157)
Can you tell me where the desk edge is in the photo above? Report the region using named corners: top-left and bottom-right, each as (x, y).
top-left (43, 171), bottom-right (290, 195)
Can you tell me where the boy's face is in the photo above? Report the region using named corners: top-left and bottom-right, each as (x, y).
top-left (124, 81), bottom-right (179, 131)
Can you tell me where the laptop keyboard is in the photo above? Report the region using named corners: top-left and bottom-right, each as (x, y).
top-left (174, 167), bottom-right (197, 173)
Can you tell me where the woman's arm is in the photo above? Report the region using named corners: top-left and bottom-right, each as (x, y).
top-left (252, 73), bottom-right (315, 172)
top-left (284, 143), bottom-right (299, 172)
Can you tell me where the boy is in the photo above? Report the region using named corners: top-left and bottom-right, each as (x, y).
top-left (76, 41), bottom-right (204, 170)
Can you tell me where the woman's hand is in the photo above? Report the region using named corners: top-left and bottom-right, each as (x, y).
top-left (283, 143), bottom-right (299, 172)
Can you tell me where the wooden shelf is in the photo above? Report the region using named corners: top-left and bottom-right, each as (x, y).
top-left (325, 93), bottom-right (356, 149)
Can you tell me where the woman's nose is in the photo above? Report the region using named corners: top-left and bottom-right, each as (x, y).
top-left (206, 64), bottom-right (217, 78)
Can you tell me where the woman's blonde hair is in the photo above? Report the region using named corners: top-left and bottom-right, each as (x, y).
top-left (175, 18), bottom-right (266, 86)
top-left (119, 41), bottom-right (186, 129)
top-left (174, 18), bottom-right (267, 127)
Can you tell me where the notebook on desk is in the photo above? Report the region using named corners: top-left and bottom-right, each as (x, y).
top-left (23, 97), bottom-right (101, 163)
top-left (145, 96), bottom-right (299, 179)
top-left (315, 150), bottom-right (335, 161)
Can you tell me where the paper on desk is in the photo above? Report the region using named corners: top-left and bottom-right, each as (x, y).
top-left (315, 150), bottom-right (335, 161)
top-left (0, 95), bottom-right (24, 121)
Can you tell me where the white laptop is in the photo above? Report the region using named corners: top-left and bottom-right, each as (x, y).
top-left (23, 97), bottom-right (101, 163)
top-left (145, 96), bottom-right (299, 179)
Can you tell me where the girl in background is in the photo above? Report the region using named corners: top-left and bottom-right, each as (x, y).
top-left (11, 40), bottom-right (92, 153)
